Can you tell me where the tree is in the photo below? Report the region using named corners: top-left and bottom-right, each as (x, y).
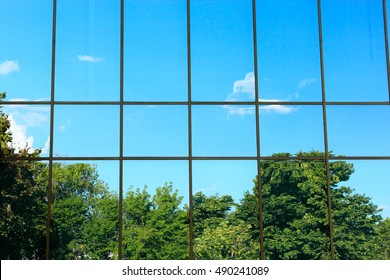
top-left (122, 184), bottom-right (189, 260)
top-left (0, 92), bottom-right (47, 259)
top-left (237, 151), bottom-right (383, 259)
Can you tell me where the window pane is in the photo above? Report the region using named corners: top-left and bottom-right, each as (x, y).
top-left (3, 105), bottom-right (50, 155)
top-left (124, 0), bottom-right (187, 101)
top-left (330, 160), bottom-right (389, 259)
top-left (50, 160), bottom-right (119, 259)
top-left (260, 105), bottom-right (324, 156)
top-left (192, 160), bottom-right (259, 260)
top-left (327, 106), bottom-right (390, 156)
top-left (261, 159), bottom-right (330, 259)
top-left (53, 105), bottom-right (119, 157)
top-left (192, 105), bottom-right (256, 156)
top-left (257, 0), bottom-right (321, 101)
top-left (322, 0), bottom-right (388, 101)
top-left (123, 160), bottom-right (189, 260)
top-left (191, 0), bottom-right (254, 101)
top-left (123, 105), bottom-right (188, 156)
top-left (0, 160), bottom-right (48, 259)
top-left (0, 0), bottom-right (52, 100)
top-left (55, 0), bottom-right (120, 101)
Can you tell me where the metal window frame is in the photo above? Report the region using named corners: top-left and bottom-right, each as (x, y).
top-left (1, 0), bottom-right (389, 260)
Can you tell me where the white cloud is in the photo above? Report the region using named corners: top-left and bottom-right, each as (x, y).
top-left (77, 55), bottom-right (104, 63)
top-left (41, 136), bottom-right (50, 155)
top-left (0, 60), bottom-right (20, 75)
top-left (225, 72), bottom-right (295, 115)
top-left (8, 115), bottom-right (35, 151)
top-left (298, 78), bottom-right (317, 88)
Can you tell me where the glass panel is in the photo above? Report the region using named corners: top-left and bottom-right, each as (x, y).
top-left (0, 160), bottom-right (48, 259)
top-left (123, 105), bottom-right (187, 156)
top-left (122, 160), bottom-right (189, 260)
top-left (2, 105), bottom-right (50, 155)
top-left (192, 105), bottom-right (256, 156)
top-left (261, 159), bottom-right (330, 259)
top-left (192, 160), bottom-right (259, 260)
top-left (330, 160), bottom-right (389, 259)
top-left (55, 0), bottom-right (120, 101)
top-left (124, 0), bottom-right (187, 101)
top-left (257, 0), bottom-right (321, 101)
top-left (260, 105), bottom-right (324, 156)
top-left (53, 105), bottom-right (119, 157)
top-left (322, 0), bottom-right (388, 101)
top-left (327, 105), bottom-right (390, 156)
top-left (191, 0), bottom-right (254, 101)
top-left (0, 0), bottom-right (52, 101)
top-left (50, 160), bottom-right (119, 259)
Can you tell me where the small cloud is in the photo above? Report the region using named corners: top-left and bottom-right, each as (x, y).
top-left (298, 78), bottom-right (317, 89)
top-left (227, 72), bottom-right (255, 101)
top-left (77, 55), bottom-right (104, 63)
top-left (59, 119), bottom-right (71, 133)
top-left (0, 60), bottom-right (20, 75)
top-left (223, 105), bottom-right (255, 116)
top-left (260, 104), bottom-right (295, 114)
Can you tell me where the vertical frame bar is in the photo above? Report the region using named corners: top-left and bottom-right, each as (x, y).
top-left (317, 0), bottom-right (335, 259)
top-left (252, 0), bottom-right (265, 260)
top-left (186, 0), bottom-right (194, 260)
top-left (46, 0), bottom-right (57, 260)
top-left (118, 0), bottom-right (125, 260)
top-left (383, 0), bottom-right (390, 102)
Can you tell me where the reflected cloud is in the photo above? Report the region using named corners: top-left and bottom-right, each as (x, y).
top-left (0, 60), bottom-right (20, 75)
top-left (298, 78), bottom-right (317, 88)
top-left (77, 55), bottom-right (104, 63)
top-left (225, 71), bottom-right (295, 115)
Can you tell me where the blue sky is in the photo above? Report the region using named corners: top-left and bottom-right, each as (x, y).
top-left (1, 0), bottom-right (389, 218)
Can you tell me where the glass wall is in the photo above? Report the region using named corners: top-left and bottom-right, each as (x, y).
top-left (1, 0), bottom-right (389, 260)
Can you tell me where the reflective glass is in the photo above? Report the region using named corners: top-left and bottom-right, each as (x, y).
top-left (257, 0), bottom-right (321, 101)
top-left (260, 105), bottom-right (324, 156)
top-left (261, 159), bottom-right (330, 260)
top-left (53, 105), bottom-right (119, 157)
top-left (327, 106), bottom-right (390, 156)
top-left (330, 160), bottom-right (389, 259)
top-left (50, 160), bottom-right (119, 259)
top-left (322, 0), bottom-right (388, 101)
top-left (55, 0), bottom-right (120, 101)
top-left (122, 160), bottom-right (189, 260)
top-left (124, 0), bottom-right (187, 101)
top-left (192, 160), bottom-right (258, 260)
top-left (2, 105), bottom-right (50, 155)
top-left (191, 0), bottom-right (254, 101)
top-left (123, 105), bottom-right (188, 156)
top-left (192, 105), bottom-right (256, 156)
top-left (0, 0), bottom-right (52, 101)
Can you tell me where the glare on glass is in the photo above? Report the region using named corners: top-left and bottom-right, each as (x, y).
top-left (260, 105), bottom-right (324, 156)
top-left (322, 0), bottom-right (388, 101)
top-left (192, 105), bottom-right (257, 156)
top-left (191, 0), bottom-right (254, 101)
top-left (55, 0), bottom-right (120, 101)
top-left (123, 105), bottom-right (188, 156)
top-left (124, 0), bottom-right (187, 101)
top-left (257, 0), bottom-right (321, 101)
top-left (53, 105), bottom-right (119, 157)
top-left (0, 1), bottom-right (52, 101)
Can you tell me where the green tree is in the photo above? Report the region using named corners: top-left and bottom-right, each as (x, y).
top-left (237, 151), bottom-right (383, 260)
top-left (122, 184), bottom-right (188, 260)
top-left (50, 163), bottom-right (118, 259)
top-left (1, 92), bottom-right (47, 259)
